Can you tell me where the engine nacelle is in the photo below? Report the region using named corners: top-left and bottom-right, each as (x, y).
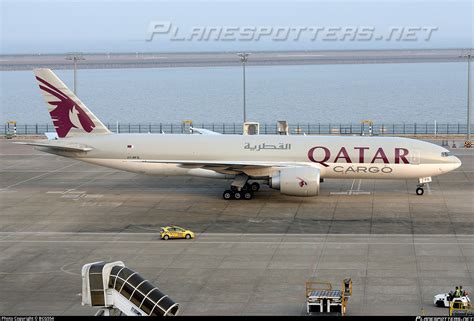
top-left (270, 167), bottom-right (320, 196)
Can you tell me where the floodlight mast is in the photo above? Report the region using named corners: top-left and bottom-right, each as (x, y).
top-left (460, 50), bottom-right (472, 143)
top-left (65, 52), bottom-right (85, 94)
top-left (238, 53), bottom-right (250, 123)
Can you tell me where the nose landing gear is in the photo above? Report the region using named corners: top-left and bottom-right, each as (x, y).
top-left (416, 185), bottom-right (424, 196)
top-left (415, 177), bottom-right (432, 196)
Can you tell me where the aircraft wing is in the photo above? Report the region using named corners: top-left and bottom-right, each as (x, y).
top-left (189, 127), bottom-right (222, 135)
top-left (16, 141), bottom-right (93, 152)
top-left (128, 159), bottom-right (311, 176)
top-left (44, 132), bottom-right (59, 140)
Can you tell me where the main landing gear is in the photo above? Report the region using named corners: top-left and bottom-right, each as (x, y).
top-left (222, 182), bottom-right (260, 200)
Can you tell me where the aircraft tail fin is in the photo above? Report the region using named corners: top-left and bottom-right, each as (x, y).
top-left (33, 68), bottom-right (111, 138)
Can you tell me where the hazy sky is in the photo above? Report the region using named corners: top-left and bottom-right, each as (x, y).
top-left (1, 0), bottom-right (472, 54)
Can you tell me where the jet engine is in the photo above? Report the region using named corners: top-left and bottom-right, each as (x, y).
top-left (270, 167), bottom-right (320, 196)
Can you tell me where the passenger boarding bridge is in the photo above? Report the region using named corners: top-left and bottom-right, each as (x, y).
top-left (82, 261), bottom-right (179, 316)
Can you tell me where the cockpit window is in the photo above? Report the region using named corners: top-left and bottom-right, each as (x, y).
top-left (441, 151), bottom-right (452, 157)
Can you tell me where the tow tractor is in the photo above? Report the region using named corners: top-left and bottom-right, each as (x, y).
top-left (305, 278), bottom-right (352, 316)
top-left (434, 291), bottom-right (470, 308)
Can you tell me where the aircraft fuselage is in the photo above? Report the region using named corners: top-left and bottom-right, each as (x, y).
top-left (39, 133), bottom-right (461, 180)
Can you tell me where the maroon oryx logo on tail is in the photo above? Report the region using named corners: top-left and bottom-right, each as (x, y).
top-left (36, 76), bottom-right (95, 137)
top-left (297, 177), bottom-right (308, 188)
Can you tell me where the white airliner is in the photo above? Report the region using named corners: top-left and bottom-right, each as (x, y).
top-left (25, 68), bottom-right (461, 200)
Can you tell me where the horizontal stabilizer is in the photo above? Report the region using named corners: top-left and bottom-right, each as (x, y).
top-left (16, 141), bottom-right (93, 152)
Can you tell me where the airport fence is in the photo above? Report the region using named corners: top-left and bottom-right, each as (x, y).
top-left (3, 122), bottom-right (474, 136)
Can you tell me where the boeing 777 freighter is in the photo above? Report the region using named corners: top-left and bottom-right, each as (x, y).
top-left (24, 69), bottom-right (461, 200)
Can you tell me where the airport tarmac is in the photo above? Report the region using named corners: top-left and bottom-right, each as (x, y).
top-left (0, 140), bottom-right (473, 315)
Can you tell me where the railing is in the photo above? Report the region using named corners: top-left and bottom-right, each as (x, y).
top-left (3, 122), bottom-right (474, 136)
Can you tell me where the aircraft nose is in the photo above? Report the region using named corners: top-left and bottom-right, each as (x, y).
top-left (439, 155), bottom-right (462, 174)
top-left (453, 156), bottom-right (462, 169)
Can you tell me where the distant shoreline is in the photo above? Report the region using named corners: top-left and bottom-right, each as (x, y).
top-left (0, 49), bottom-right (469, 71)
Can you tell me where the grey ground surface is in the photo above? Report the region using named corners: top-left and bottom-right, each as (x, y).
top-left (0, 140), bottom-right (473, 315)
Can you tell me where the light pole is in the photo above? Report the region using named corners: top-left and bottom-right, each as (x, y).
top-left (66, 52), bottom-right (85, 94)
top-left (460, 50), bottom-right (472, 144)
top-left (237, 53), bottom-right (250, 123)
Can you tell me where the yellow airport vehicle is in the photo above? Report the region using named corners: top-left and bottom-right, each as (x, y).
top-left (449, 297), bottom-right (472, 316)
top-left (160, 226), bottom-right (195, 240)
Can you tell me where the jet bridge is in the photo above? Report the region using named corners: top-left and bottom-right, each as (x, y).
top-left (82, 261), bottom-right (180, 316)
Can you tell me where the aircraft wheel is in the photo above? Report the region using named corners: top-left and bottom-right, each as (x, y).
top-left (243, 191), bottom-right (253, 200)
top-left (233, 192), bottom-right (242, 200)
top-left (223, 190), bottom-right (233, 200)
top-left (416, 187), bottom-right (424, 196)
top-left (250, 182), bottom-right (260, 192)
